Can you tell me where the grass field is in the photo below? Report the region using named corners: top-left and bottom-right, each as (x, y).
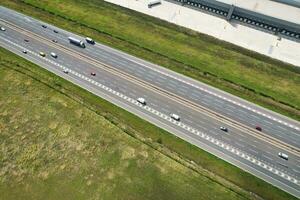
top-left (0, 45), bottom-right (297, 199)
top-left (0, 48), bottom-right (249, 200)
top-left (1, 0), bottom-right (299, 121)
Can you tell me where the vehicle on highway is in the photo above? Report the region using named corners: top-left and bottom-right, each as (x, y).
top-left (53, 30), bottom-right (58, 33)
top-left (22, 50), bottom-right (27, 54)
top-left (52, 39), bottom-right (58, 43)
top-left (63, 69), bottom-right (69, 74)
top-left (86, 37), bottom-right (95, 44)
top-left (0, 26), bottom-right (5, 31)
top-left (170, 113), bottom-right (180, 121)
top-left (50, 52), bottom-right (57, 58)
top-left (278, 152), bottom-right (288, 160)
top-left (24, 39), bottom-right (29, 42)
top-left (220, 126), bottom-right (228, 132)
top-left (42, 24), bottom-right (47, 28)
top-left (68, 36), bottom-right (85, 48)
top-left (255, 126), bottom-right (262, 131)
top-left (91, 72), bottom-right (96, 76)
top-left (39, 52), bottom-right (46, 57)
top-left (137, 97), bottom-right (146, 105)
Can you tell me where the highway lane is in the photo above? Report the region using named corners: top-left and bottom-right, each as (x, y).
top-left (1, 21), bottom-right (298, 153)
top-left (1, 23), bottom-right (298, 161)
top-left (0, 7), bottom-right (298, 196)
top-left (7, 24), bottom-right (299, 167)
top-left (1, 30), bottom-right (298, 186)
top-left (1, 6), bottom-right (299, 150)
top-left (0, 7), bottom-right (300, 197)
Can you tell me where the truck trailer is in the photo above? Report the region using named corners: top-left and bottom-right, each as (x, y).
top-left (68, 37), bottom-right (85, 48)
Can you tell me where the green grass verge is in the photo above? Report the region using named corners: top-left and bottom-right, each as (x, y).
top-left (1, 0), bottom-right (299, 121)
top-left (0, 48), bottom-right (248, 200)
top-left (0, 46), bottom-right (297, 199)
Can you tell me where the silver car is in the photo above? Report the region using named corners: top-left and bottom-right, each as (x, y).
top-left (50, 52), bottom-right (57, 58)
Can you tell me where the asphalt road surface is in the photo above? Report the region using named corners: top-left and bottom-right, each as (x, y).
top-left (0, 6), bottom-right (299, 198)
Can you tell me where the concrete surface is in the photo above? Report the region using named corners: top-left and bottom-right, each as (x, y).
top-left (105, 0), bottom-right (300, 67)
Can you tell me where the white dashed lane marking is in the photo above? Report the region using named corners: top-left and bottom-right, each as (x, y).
top-left (2, 36), bottom-right (299, 186)
top-left (121, 54), bottom-right (300, 131)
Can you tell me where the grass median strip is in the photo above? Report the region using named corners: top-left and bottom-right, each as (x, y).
top-left (1, 0), bottom-right (299, 121)
top-left (0, 45), bottom-right (297, 199)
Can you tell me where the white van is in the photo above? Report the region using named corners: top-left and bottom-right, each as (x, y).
top-left (278, 152), bottom-right (288, 160)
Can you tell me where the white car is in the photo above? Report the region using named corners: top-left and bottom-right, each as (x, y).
top-left (50, 52), bottom-right (57, 58)
top-left (39, 52), bottom-right (46, 57)
top-left (170, 113), bottom-right (180, 121)
top-left (137, 97), bottom-right (146, 105)
top-left (0, 27), bottom-right (5, 31)
top-left (278, 152), bottom-right (288, 160)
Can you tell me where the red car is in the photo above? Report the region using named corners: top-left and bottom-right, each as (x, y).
top-left (255, 126), bottom-right (262, 131)
top-left (90, 72), bottom-right (96, 76)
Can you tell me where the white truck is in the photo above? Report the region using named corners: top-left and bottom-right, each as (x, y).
top-left (68, 36), bottom-right (85, 48)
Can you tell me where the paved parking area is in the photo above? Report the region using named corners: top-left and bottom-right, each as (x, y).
top-left (105, 0), bottom-right (300, 67)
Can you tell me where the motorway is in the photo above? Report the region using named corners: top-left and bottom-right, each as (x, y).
top-left (0, 6), bottom-right (299, 198)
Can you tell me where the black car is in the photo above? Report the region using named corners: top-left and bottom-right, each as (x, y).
top-left (90, 72), bottom-right (96, 76)
top-left (53, 30), bottom-right (58, 33)
top-left (220, 126), bottom-right (228, 132)
top-left (255, 126), bottom-right (262, 131)
top-left (42, 25), bottom-right (47, 28)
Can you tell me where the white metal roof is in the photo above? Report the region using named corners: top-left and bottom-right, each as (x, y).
top-left (216, 0), bottom-right (300, 25)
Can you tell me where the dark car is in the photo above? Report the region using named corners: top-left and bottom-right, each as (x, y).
top-left (91, 72), bottom-right (96, 76)
top-left (24, 39), bottom-right (29, 42)
top-left (53, 30), bottom-right (58, 33)
top-left (255, 126), bottom-right (262, 131)
top-left (220, 126), bottom-right (228, 132)
top-left (52, 39), bottom-right (58, 43)
top-left (42, 24), bottom-right (47, 28)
